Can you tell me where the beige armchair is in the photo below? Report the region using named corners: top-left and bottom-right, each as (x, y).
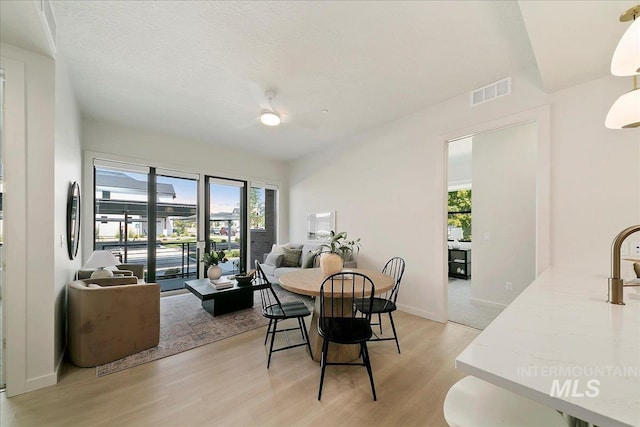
top-left (67, 277), bottom-right (160, 367)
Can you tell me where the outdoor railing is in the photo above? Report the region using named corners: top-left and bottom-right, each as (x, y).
top-left (95, 240), bottom-right (241, 281)
top-left (96, 240), bottom-right (198, 281)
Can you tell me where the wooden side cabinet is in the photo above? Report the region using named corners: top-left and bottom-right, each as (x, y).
top-left (448, 248), bottom-right (471, 280)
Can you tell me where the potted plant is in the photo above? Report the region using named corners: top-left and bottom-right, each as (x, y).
top-left (318, 231), bottom-right (361, 276)
top-left (202, 249), bottom-right (228, 280)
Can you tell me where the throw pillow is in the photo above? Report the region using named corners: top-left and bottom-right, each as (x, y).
top-left (265, 252), bottom-right (284, 267)
top-left (301, 251), bottom-right (316, 269)
top-left (282, 247), bottom-right (302, 267)
top-left (271, 244), bottom-right (286, 255)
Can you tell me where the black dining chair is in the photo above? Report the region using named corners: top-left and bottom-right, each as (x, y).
top-left (354, 257), bottom-right (405, 353)
top-left (254, 261), bottom-right (313, 368)
top-left (317, 272), bottom-right (377, 401)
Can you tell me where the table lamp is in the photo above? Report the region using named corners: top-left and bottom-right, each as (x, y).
top-left (83, 250), bottom-right (120, 278)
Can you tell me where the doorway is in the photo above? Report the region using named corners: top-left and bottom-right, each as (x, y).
top-left (446, 117), bottom-right (545, 329)
top-left (447, 137), bottom-right (505, 329)
top-left (206, 177), bottom-right (247, 276)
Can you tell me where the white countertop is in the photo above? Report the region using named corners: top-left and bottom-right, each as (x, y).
top-left (455, 266), bottom-right (640, 427)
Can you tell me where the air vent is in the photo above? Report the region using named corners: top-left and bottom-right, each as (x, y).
top-left (470, 77), bottom-right (511, 106)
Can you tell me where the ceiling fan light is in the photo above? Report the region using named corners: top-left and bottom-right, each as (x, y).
top-left (260, 111), bottom-right (281, 127)
top-left (605, 88), bottom-right (640, 129)
top-left (611, 17), bottom-right (640, 76)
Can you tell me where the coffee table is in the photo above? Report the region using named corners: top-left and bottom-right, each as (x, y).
top-left (184, 278), bottom-right (259, 317)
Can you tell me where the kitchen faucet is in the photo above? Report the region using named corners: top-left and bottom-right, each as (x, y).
top-left (608, 224), bottom-right (640, 305)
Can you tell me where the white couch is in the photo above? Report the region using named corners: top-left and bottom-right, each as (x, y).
top-left (260, 243), bottom-right (357, 284)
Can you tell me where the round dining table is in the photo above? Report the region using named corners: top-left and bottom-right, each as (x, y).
top-left (279, 268), bottom-right (394, 362)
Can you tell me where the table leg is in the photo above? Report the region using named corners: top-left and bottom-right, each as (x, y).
top-left (308, 297), bottom-right (360, 363)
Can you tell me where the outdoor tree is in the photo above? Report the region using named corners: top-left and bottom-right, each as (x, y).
top-left (448, 189), bottom-right (472, 240)
top-left (250, 187), bottom-right (265, 229)
top-left (173, 219), bottom-right (186, 235)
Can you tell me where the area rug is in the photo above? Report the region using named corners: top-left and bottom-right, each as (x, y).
top-left (96, 285), bottom-right (313, 377)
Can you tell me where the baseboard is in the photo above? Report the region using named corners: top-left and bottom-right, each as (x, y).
top-left (25, 371), bottom-right (58, 393)
top-left (396, 303), bottom-right (444, 323)
top-left (24, 347), bottom-right (65, 393)
top-left (55, 345), bottom-right (65, 382)
top-left (470, 297), bottom-right (507, 309)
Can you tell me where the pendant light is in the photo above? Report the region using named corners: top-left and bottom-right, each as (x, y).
top-left (605, 76), bottom-right (640, 129)
top-left (611, 7), bottom-right (640, 76)
top-left (606, 5), bottom-right (640, 129)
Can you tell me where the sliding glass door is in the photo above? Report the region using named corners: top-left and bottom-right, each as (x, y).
top-left (93, 161), bottom-right (274, 288)
top-left (155, 171), bottom-right (198, 291)
top-left (207, 177), bottom-right (247, 276)
top-left (94, 162), bottom-right (200, 291)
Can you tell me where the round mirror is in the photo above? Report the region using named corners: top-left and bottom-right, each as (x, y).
top-left (67, 181), bottom-right (81, 260)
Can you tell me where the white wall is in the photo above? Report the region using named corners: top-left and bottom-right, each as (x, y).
top-left (550, 78), bottom-right (639, 277)
top-left (471, 122), bottom-right (537, 306)
top-left (53, 57), bottom-right (83, 373)
top-left (289, 69), bottom-right (639, 322)
top-left (80, 118), bottom-right (290, 262)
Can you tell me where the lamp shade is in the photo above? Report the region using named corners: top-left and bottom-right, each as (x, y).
top-left (260, 111), bottom-right (281, 126)
top-left (605, 88), bottom-right (640, 129)
top-left (83, 250), bottom-right (120, 269)
top-left (611, 16), bottom-right (640, 76)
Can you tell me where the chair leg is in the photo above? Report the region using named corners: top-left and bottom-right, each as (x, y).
top-left (299, 317), bottom-right (313, 359)
top-left (264, 318), bottom-right (273, 345)
top-left (388, 312), bottom-right (400, 354)
top-left (267, 319), bottom-right (278, 369)
top-left (297, 317), bottom-right (306, 340)
top-left (318, 338), bottom-right (329, 400)
top-left (362, 342), bottom-right (377, 401)
top-left (378, 313), bottom-right (383, 334)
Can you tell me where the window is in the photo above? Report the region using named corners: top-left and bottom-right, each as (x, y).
top-left (448, 189), bottom-right (472, 241)
top-left (249, 185), bottom-right (277, 266)
top-left (250, 187), bottom-right (266, 230)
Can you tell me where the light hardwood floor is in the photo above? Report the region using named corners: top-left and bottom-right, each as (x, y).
top-left (1, 311), bottom-right (478, 427)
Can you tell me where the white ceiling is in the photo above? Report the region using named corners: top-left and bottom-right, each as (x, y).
top-left (1, 1), bottom-right (635, 160)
